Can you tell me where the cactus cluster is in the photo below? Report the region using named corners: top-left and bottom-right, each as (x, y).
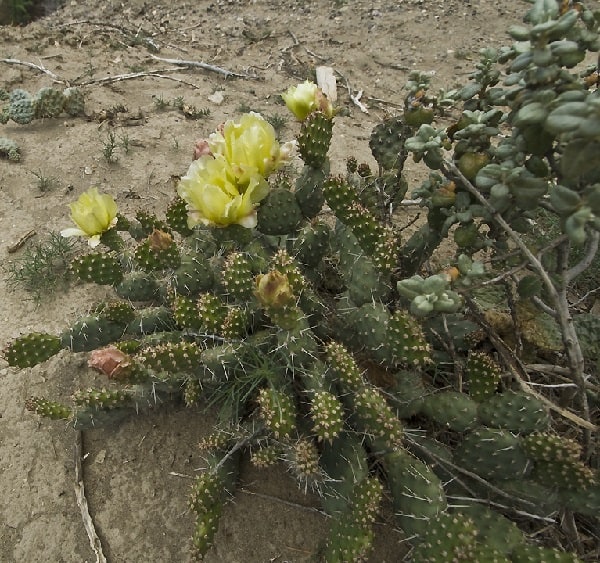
top-left (0, 136), bottom-right (20, 161)
top-left (4, 1), bottom-right (599, 560)
top-left (0, 86), bottom-right (85, 125)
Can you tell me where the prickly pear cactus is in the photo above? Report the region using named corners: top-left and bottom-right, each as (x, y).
top-left (0, 86), bottom-right (84, 124)
top-left (0, 136), bottom-right (20, 161)
top-left (5, 2), bottom-right (600, 560)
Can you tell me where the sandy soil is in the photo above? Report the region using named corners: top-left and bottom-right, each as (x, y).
top-left (0, 1), bottom-right (527, 561)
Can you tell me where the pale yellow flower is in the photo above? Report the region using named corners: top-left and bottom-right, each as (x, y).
top-left (60, 187), bottom-right (118, 247)
top-left (208, 112), bottom-right (287, 184)
top-left (177, 155), bottom-right (269, 229)
top-left (282, 81), bottom-right (334, 121)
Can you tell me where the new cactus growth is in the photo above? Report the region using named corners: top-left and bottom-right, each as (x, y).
top-left (6, 2), bottom-right (600, 558)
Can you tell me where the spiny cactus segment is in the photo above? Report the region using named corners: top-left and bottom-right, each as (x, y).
top-left (189, 453), bottom-right (238, 561)
top-left (134, 229), bottom-right (181, 271)
top-left (256, 187), bottom-right (304, 235)
top-left (324, 475), bottom-right (383, 562)
top-left (422, 391), bottom-right (479, 432)
top-left (310, 390), bottom-right (344, 443)
top-left (466, 351), bottom-right (502, 402)
top-left (25, 397), bottom-right (73, 420)
top-left (250, 443), bottom-right (281, 468)
top-left (71, 252), bottom-right (124, 286)
top-left (477, 391), bottom-right (550, 434)
top-left (3, 332), bottom-right (63, 368)
top-left (297, 111), bottom-right (333, 167)
top-left (385, 448), bottom-right (447, 538)
top-left (257, 386), bottom-right (296, 440)
top-left (522, 433), bottom-right (597, 490)
top-left (72, 387), bottom-right (131, 410)
top-left (455, 428), bottom-right (531, 481)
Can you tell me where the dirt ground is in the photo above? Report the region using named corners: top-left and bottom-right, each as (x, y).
top-left (0, 1), bottom-right (533, 561)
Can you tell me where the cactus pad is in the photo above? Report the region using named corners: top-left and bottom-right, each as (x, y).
top-left (292, 221), bottom-right (330, 268)
top-left (385, 448), bottom-right (447, 537)
top-left (478, 391), bottom-right (550, 434)
top-left (4, 332), bottom-right (63, 368)
top-left (294, 164), bottom-right (327, 219)
top-left (116, 271), bottom-right (160, 302)
top-left (25, 397), bottom-right (73, 420)
top-left (61, 316), bottom-right (125, 352)
top-left (422, 391), bottom-right (479, 432)
top-left (310, 390), bottom-right (344, 442)
top-left (466, 351), bottom-right (502, 402)
top-left (369, 116), bottom-right (409, 170)
top-left (521, 433), bottom-right (596, 490)
top-left (257, 386), bottom-right (296, 440)
top-left (9, 89), bottom-right (35, 124)
top-left (136, 342), bottom-right (203, 377)
top-left (325, 341), bottom-right (365, 392)
top-left (173, 295), bottom-right (202, 330)
top-left (197, 293), bottom-right (227, 335)
top-left (410, 511), bottom-right (479, 562)
top-left (250, 444), bottom-right (281, 468)
top-left (455, 428), bottom-right (531, 481)
top-left (384, 310), bottom-right (431, 367)
top-left (35, 87), bottom-right (65, 118)
top-left (324, 476), bottom-right (383, 562)
top-left (71, 253), bottom-right (124, 286)
top-left (221, 252), bottom-right (254, 301)
top-left (134, 230), bottom-right (181, 271)
top-left (511, 545), bottom-right (582, 562)
top-left (353, 385), bottom-right (403, 447)
top-left (189, 470), bottom-right (226, 558)
top-left (72, 388), bottom-right (131, 410)
top-left (166, 196), bottom-right (194, 236)
top-left (170, 255), bottom-right (214, 297)
top-left (297, 111), bottom-right (333, 167)
top-left (286, 438), bottom-right (322, 490)
top-left (256, 188), bottom-right (303, 235)
top-left (62, 87), bottom-right (85, 116)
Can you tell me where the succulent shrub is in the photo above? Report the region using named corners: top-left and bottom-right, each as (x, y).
top-left (4, 1), bottom-right (600, 561)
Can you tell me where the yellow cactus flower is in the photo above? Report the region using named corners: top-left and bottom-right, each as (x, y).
top-left (208, 112), bottom-right (289, 185)
top-left (177, 155), bottom-right (269, 229)
top-left (60, 187), bottom-right (118, 247)
top-left (282, 81), bottom-right (334, 121)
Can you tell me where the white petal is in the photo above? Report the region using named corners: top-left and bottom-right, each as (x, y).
top-left (61, 227), bottom-right (86, 238)
top-left (88, 235), bottom-right (102, 248)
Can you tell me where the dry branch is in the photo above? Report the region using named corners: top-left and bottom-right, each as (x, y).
top-left (149, 54), bottom-right (257, 79)
top-left (0, 58), bottom-right (67, 84)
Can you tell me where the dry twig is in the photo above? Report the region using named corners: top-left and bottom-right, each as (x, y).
top-left (78, 68), bottom-right (201, 89)
top-left (0, 58), bottom-right (67, 84)
top-left (149, 54), bottom-right (257, 79)
top-left (74, 431), bottom-right (106, 563)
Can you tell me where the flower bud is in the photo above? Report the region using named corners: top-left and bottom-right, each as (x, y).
top-left (254, 270), bottom-right (295, 309)
top-left (282, 81), bottom-right (334, 121)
